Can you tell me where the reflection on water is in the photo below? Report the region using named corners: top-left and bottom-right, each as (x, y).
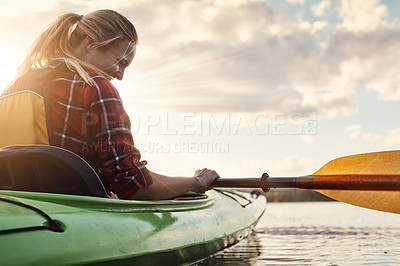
top-left (199, 202), bottom-right (400, 265)
top-left (199, 232), bottom-right (262, 265)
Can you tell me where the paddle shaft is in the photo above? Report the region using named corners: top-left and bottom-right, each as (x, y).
top-left (212, 174), bottom-right (400, 191)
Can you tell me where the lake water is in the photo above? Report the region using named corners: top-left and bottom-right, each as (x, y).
top-left (199, 201), bottom-right (400, 265)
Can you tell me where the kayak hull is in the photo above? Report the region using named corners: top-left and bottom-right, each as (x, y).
top-left (0, 189), bottom-right (266, 265)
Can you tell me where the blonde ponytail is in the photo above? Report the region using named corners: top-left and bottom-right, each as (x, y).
top-left (16, 10), bottom-right (138, 84)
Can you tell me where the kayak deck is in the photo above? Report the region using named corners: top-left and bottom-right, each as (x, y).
top-left (0, 189), bottom-right (266, 265)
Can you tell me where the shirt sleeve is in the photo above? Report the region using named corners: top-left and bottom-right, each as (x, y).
top-left (83, 75), bottom-right (153, 199)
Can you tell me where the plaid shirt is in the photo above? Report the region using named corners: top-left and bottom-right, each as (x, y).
top-left (48, 70), bottom-right (152, 199)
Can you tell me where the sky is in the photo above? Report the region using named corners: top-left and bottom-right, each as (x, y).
top-left (0, 0), bottom-right (399, 178)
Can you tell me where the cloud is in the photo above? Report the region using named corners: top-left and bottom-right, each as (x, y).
top-left (118, 0), bottom-right (361, 117)
top-left (301, 135), bottom-right (315, 144)
top-left (327, 26), bottom-right (400, 102)
top-left (119, 0), bottom-right (400, 118)
top-left (338, 0), bottom-right (388, 32)
top-left (268, 155), bottom-right (317, 176)
top-left (345, 124), bottom-right (400, 149)
top-left (311, 0), bottom-right (331, 17)
top-left (345, 124), bottom-right (382, 143)
top-left (286, 0), bottom-right (305, 4)
top-left (383, 128), bottom-right (400, 147)
top-left (2, 0), bottom-right (400, 119)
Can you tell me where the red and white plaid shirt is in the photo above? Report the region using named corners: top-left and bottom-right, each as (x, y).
top-left (48, 69), bottom-right (152, 199)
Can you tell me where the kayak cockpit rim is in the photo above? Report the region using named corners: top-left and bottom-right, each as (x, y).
top-left (0, 189), bottom-right (218, 212)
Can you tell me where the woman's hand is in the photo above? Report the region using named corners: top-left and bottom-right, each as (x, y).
top-left (131, 169), bottom-right (220, 200)
top-left (194, 168), bottom-right (220, 192)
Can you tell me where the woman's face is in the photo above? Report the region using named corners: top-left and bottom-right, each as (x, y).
top-left (85, 40), bottom-right (136, 80)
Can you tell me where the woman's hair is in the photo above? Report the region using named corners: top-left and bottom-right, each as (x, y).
top-left (16, 10), bottom-right (138, 84)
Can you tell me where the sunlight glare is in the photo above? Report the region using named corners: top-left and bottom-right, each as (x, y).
top-left (0, 43), bottom-right (24, 92)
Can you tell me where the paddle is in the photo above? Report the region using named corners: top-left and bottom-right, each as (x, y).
top-left (213, 150), bottom-right (400, 214)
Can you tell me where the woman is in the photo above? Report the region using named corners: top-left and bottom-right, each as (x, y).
top-left (2, 10), bottom-right (219, 200)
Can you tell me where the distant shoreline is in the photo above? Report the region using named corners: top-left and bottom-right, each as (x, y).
top-left (265, 188), bottom-right (335, 202)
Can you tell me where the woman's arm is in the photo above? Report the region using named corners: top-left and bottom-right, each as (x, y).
top-left (131, 169), bottom-right (219, 200)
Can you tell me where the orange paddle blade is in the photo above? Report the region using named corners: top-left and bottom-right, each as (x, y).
top-left (313, 150), bottom-right (400, 214)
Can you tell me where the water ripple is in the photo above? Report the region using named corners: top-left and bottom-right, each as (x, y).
top-left (198, 202), bottom-right (400, 265)
top-left (255, 226), bottom-right (400, 237)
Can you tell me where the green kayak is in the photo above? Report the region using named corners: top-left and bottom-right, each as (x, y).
top-left (0, 145), bottom-right (266, 265)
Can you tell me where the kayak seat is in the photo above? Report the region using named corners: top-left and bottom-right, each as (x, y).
top-left (0, 91), bottom-right (50, 149)
top-left (0, 145), bottom-right (107, 197)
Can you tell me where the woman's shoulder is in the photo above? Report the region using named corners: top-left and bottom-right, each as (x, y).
top-left (86, 71), bottom-right (120, 95)
top-left (87, 71), bottom-right (113, 84)
top-left (54, 68), bottom-right (117, 92)
top-left (50, 62), bottom-right (112, 86)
